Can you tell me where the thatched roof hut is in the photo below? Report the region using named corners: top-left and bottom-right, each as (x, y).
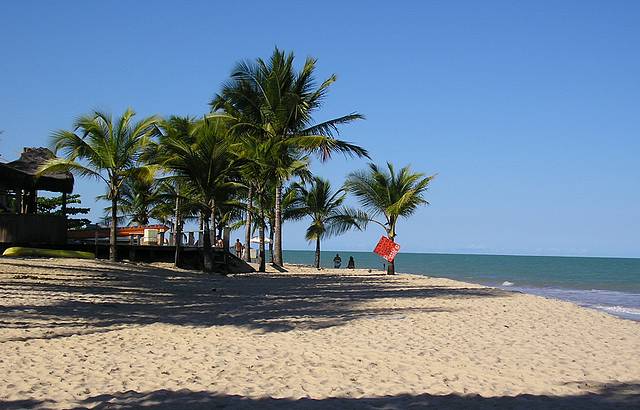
top-left (0, 147), bottom-right (74, 193)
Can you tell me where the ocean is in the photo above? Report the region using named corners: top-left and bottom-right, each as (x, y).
top-left (282, 250), bottom-right (640, 322)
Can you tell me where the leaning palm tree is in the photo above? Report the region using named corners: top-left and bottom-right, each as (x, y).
top-left (150, 116), bottom-right (240, 272)
top-left (39, 109), bottom-right (159, 261)
top-left (211, 47), bottom-right (369, 267)
top-left (345, 163), bottom-right (435, 275)
top-left (288, 177), bottom-right (363, 269)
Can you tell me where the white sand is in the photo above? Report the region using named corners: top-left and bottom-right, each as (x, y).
top-left (0, 257), bottom-right (638, 409)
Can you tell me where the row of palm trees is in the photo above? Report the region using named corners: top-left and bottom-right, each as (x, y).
top-left (39, 48), bottom-right (434, 274)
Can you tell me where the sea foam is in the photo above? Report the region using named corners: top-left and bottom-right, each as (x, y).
top-left (592, 305), bottom-right (640, 316)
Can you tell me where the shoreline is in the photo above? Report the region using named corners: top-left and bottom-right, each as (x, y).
top-left (287, 262), bottom-right (640, 322)
top-left (286, 250), bottom-right (640, 322)
top-left (400, 271), bottom-right (640, 323)
top-left (1, 258), bottom-right (639, 409)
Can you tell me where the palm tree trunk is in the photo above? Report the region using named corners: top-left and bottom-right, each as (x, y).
top-left (314, 236), bottom-right (321, 269)
top-left (258, 208), bottom-right (266, 273)
top-left (202, 210), bottom-right (213, 272)
top-left (244, 186), bottom-right (253, 262)
top-left (109, 191), bottom-right (118, 261)
top-left (210, 201), bottom-right (216, 246)
top-left (199, 214), bottom-right (204, 245)
top-left (387, 259), bottom-right (395, 275)
top-left (268, 219), bottom-right (275, 264)
top-left (273, 181), bottom-right (283, 266)
top-left (174, 196), bottom-right (182, 268)
top-left (387, 234), bottom-right (396, 275)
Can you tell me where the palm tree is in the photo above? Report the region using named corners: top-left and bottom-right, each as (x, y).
top-left (261, 182), bottom-right (304, 264)
top-left (211, 47), bottom-right (369, 267)
top-left (153, 179), bottom-right (199, 267)
top-left (233, 137), bottom-right (290, 272)
top-left (288, 177), bottom-right (363, 269)
top-left (40, 109), bottom-right (159, 261)
top-left (150, 116), bottom-right (240, 272)
top-left (345, 163), bottom-right (435, 275)
top-left (100, 168), bottom-right (161, 226)
top-left (149, 116), bottom-right (196, 268)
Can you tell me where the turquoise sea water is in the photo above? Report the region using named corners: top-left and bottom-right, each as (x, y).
top-left (283, 250), bottom-right (640, 321)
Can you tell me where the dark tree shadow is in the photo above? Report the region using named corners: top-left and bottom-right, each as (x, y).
top-left (0, 398), bottom-right (52, 410)
top-left (0, 258), bottom-right (509, 341)
top-left (1, 383), bottom-right (638, 409)
top-left (270, 263), bottom-right (288, 272)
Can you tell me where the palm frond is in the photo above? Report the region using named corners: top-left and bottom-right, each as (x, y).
top-left (38, 158), bottom-right (107, 184)
top-left (346, 162), bottom-right (435, 237)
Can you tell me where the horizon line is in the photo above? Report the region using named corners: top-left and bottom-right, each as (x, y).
top-left (282, 249), bottom-right (640, 260)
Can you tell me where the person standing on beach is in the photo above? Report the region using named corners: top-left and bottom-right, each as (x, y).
top-left (347, 256), bottom-right (355, 269)
top-left (234, 239), bottom-right (244, 257)
top-left (333, 254), bottom-right (342, 268)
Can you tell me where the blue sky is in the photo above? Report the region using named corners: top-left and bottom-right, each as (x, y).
top-left (1, 1), bottom-right (639, 257)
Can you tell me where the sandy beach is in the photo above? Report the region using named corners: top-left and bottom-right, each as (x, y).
top-left (0, 257), bottom-right (638, 409)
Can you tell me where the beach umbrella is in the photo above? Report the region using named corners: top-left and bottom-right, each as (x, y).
top-left (250, 237), bottom-right (271, 244)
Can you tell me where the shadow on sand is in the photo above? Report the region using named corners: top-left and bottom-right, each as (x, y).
top-left (1, 383), bottom-right (639, 409)
top-left (0, 259), bottom-right (508, 341)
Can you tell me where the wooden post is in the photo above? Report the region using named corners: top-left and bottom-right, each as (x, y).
top-left (94, 229), bottom-right (98, 259)
top-left (61, 192), bottom-right (67, 230)
top-left (61, 192), bottom-right (67, 217)
top-left (15, 190), bottom-right (22, 214)
top-left (223, 227), bottom-right (230, 252)
top-left (26, 189), bottom-right (37, 214)
top-left (19, 190), bottom-right (26, 214)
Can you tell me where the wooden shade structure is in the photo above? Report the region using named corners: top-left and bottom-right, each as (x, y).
top-left (0, 148), bottom-right (75, 246)
top-left (0, 147), bottom-right (74, 192)
top-left (0, 147), bottom-right (74, 214)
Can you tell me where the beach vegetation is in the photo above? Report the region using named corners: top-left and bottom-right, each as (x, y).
top-left (99, 167), bottom-right (162, 227)
top-left (211, 47), bottom-right (368, 268)
top-left (149, 116), bottom-right (242, 272)
top-left (287, 176), bottom-right (364, 269)
top-left (345, 163), bottom-right (435, 274)
top-left (40, 109), bottom-right (159, 261)
top-left (36, 193), bottom-right (91, 230)
top-left (36, 50), bottom-right (436, 274)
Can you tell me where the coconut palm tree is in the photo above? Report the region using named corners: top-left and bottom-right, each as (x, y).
top-left (100, 168), bottom-right (161, 226)
top-left (211, 47), bottom-right (369, 267)
top-left (345, 163), bottom-right (435, 275)
top-left (39, 109), bottom-right (159, 261)
top-left (260, 182), bottom-right (304, 264)
top-left (150, 116), bottom-right (241, 272)
top-left (233, 137), bottom-right (293, 271)
top-left (288, 177), bottom-right (363, 269)
top-left (149, 116), bottom-right (196, 267)
top-left (153, 179), bottom-right (200, 267)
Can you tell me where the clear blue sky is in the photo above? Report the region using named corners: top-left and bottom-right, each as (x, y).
top-left (1, 1), bottom-right (638, 257)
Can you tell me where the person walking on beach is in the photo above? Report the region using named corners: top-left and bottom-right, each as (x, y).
top-left (347, 256), bottom-right (355, 269)
top-left (333, 253), bottom-right (342, 268)
top-left (234, 239), bottom-right (244, 257)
